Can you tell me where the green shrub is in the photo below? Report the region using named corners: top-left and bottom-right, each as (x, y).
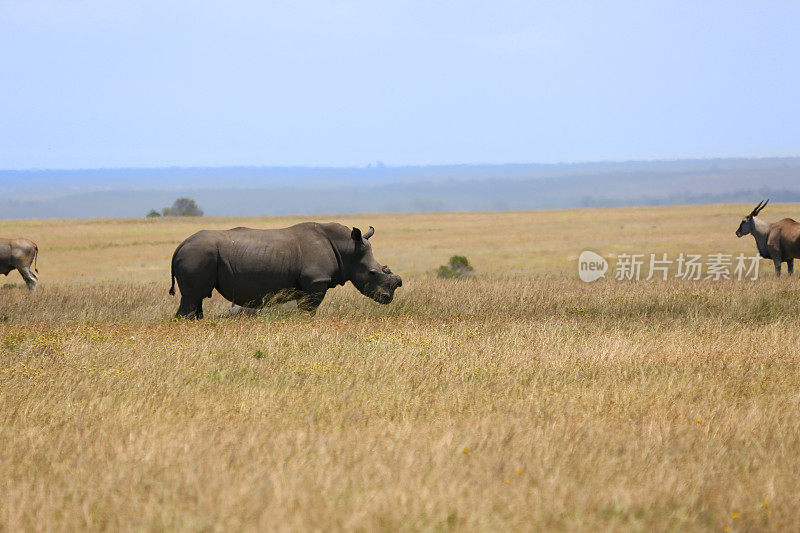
top-left (437, 255), bottom-right (474, 278)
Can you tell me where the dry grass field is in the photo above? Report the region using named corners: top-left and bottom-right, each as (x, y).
top-left (2, 204), bottom-right (800, 531)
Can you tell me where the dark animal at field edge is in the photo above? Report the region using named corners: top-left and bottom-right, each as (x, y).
top-left (0, 238), bottom-right (39, 290)
top-left (169, 222), bottom-right (402, 318)
top-left (736, 200), bottom-right (800, 276)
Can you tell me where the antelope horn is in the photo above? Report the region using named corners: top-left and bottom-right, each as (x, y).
top-left (363, 226), bottom-right (375, 240)
top-left (749, 200), bottom-right (765, 217)
top-left (755, 199), bottom-right (769, 215)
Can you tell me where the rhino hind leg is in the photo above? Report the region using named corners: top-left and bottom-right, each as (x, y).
top-left (172, 267), bottom-right (215, 319)
top-left (176, 296), bottom-right (204, 319)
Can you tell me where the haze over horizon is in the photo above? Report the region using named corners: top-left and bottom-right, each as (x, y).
top-left (3, 157), bottom-right (800, 219)
top-left (2, 1), bottom-right (799, 170)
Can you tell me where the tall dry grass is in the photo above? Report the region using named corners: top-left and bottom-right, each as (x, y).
top-left (1, 205), bottom-right (800, 530)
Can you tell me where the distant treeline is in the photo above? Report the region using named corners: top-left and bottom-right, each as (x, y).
top-left (1, 157), bottom-right (799, 218)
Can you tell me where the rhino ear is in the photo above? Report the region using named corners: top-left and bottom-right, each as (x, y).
top-left (351, 227), bottom-right (362, 241)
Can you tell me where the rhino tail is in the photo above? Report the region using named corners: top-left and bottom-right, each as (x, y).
top-left (169, 239), bottom-right (189, 296)
top-left (169, 247), bottom-right (177, 296)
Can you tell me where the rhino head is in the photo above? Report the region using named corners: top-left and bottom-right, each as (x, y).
top-left (347, 226), bottom-right (402, 304)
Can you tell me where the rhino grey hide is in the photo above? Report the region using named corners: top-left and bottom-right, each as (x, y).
top-left (169, 222), bottom-right (402, 318)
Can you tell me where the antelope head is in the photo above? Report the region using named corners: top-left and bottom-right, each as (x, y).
top-left (736, 199), bottom-right (768, 237)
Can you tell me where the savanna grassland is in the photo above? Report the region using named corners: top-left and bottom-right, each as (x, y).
top-left (2, 204), bottom-right (800, 531)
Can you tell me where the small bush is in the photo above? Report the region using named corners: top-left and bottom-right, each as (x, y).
top-left (437, 255), bottom-right (474, 278)
top-left (145, 210), bottom-right (162, 218)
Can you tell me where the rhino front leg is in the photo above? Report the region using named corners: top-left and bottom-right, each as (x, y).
top-left (297, 281), bottom-right (329, 314)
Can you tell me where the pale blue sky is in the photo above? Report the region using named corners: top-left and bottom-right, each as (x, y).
top-left (1, 0), bottom-right (798, 169)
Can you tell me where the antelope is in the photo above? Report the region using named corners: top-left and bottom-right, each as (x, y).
top-left (735, 200), bottom-right (800, 276)
top-left (0, 238), bottom-right (39, 290)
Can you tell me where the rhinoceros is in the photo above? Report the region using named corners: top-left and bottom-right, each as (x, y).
top-left (169, 222), bottom-right (402, 318)
top-left (0, 238), bottom-right (39, 291)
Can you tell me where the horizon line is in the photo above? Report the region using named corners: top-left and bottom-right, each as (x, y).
top-left (2, 155), bottom-right (800, 174)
